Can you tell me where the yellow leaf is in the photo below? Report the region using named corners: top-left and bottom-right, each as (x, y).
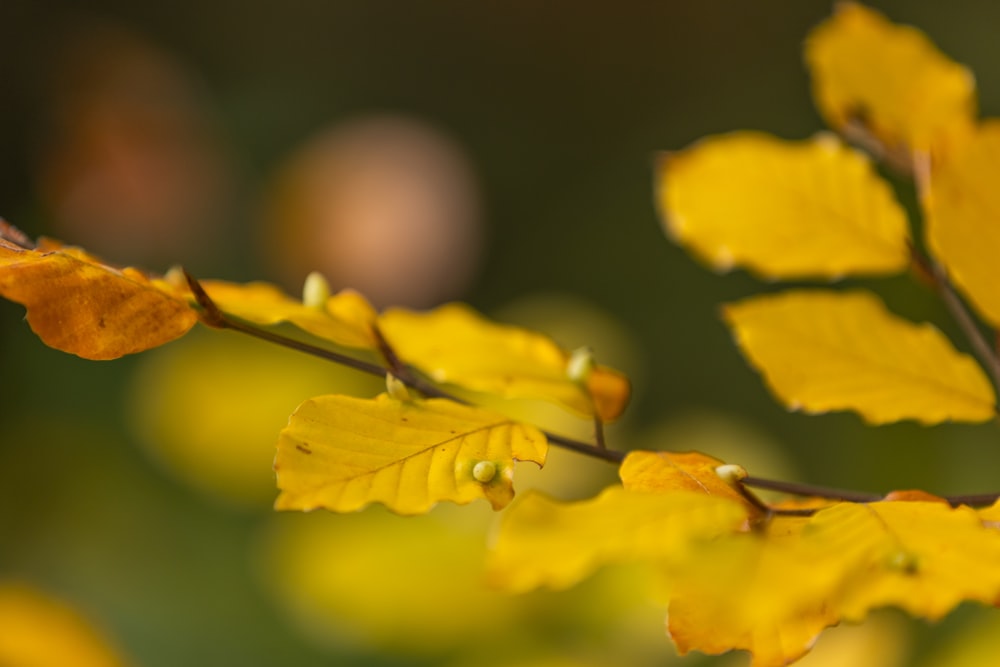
top-left (0, 582), bottom-right (129, 667)
top-left (274, 394), bottom-right (547, 515)
top-left (656, 132), bottom-right (910, 278)
top-left (827, 500), bottom-right (1000, 620)
top-left (201, 280), bottom-right (377, 349)
top-left (665, 512), bottom-right (841, 667)
top-left (619, 449), bottom-right (764, 521)
top-left (378, 302), bottom-right (631, 421)
top-left (0, 225), bottom-right (197, 359)
top-left (805, 2), bottom-right (975, 153)
top-left (723, 289), bottom-right (996, 424)
top-left (925, 121), bottom-right (1000, 327)
top-left (486, 486), bottom-right (746, 594)
top-left (666, 498), bottom-right (1000, 667)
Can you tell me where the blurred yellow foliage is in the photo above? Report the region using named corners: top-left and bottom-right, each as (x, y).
top-left (129, 328), bottom-right (379, 506)
top-left (806, 2), bottom-right (975, 153)
top-left (0, 582), bottom-right (130, 667)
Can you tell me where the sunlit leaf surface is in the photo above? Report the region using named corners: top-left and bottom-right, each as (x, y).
top-left (378, 302), bottom-right (630, 421)
top-left (486, 486), bottom-right (745, 593)
top-left (723, 289), bottom-right (996, 424)
top-left (805, 2), bottom-right (975, 152)
top-left (275, 394), bottom-right (547, 515)
top-left (0, 225), bottom-right (197, 359)
top-left (657, 132), bottom-right (910, 278)
top-left (925, 121), bottom-right (1000, 327)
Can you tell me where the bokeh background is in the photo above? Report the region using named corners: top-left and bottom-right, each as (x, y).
top-left (2, 1), bottom-right (1000, 665)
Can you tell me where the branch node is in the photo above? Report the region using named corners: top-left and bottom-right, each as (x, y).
top-left (183, 270), bottom-right (227, 329)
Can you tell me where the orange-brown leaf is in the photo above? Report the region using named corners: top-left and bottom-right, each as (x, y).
top-left (619, 450), bottom-right (763, 521)
top-left (0, 229), bottom-right (197, 359)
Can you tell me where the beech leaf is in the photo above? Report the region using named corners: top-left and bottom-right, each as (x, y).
top-left (619, 449), bottom-right (764, 521)
top-left (805, 2), bottom-right (976, 152)
top-left (925, 121), bottom-right (1000, 328)
top-left (274, 394), bottom-right (547, 515)
top-left (666, 514), bottom-right (831, 667)
top-left (377, 303), bottom-right (631, 421)
top-left (656, 132), bottom-right (910, 279)
top-left (723, 289), bottom-right (996, 424)
top-left (667, 499), bottom-right (1000, 667)
top-left (0, 226), bottom-right (197, 359)
top-left (486, 486), bottom-right (746, 594)
top-left (201, 280), bottom-right (377, 349)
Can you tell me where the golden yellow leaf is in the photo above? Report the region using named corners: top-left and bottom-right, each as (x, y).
top-left (925, 121), bottom-right (1000, 328)
top-left (485, 486), bottom-right (746, 594)
top-left (656, 132), bottom-right (910, 278)
top-left (619, 449), bottom-right (764, 521)
top-left (828, 500), bottom-right (1000, 620)
top-left (0, 582), bottom-right (129, 667)
top-left (666, 514), bottom-right (835, 667)
top-left (723, 289), bottom-right (996, 424)
top-left (667, 498), bottom-right (1000, 667)
top-left (805, 2), bottom-right (975, 153)
top-left (378, 302), bottom-right (631, 421)
top-left (274, 394), bottom-right (547, 515)
top-left (0, 225), bottom-right (197, 359)
top-left (201, 279), bottom-right (377, 349)
top-left (976, 498), bottom-right (1000, 527)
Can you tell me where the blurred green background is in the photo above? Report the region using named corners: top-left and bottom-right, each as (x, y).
top-left (2, 1), bottom-right (1000, 665)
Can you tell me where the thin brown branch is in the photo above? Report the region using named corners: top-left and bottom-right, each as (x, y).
top-left (743, 476), bottom-right (881, 503)
top-left (182, 270), bottom-right (626, 464)
top-left (183, 270), bottom-right (387, 377)
top-left (184, 271), bottom-right (1000, 510)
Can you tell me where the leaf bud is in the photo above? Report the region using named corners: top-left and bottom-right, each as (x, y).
top-left (385, 373), bottom-right (413, 402)
top-left (566, 346), bottom-right (596, 384)
top-left (472, 460), bottom-right (497, 483)
top-left (714, 464), bottom-right (748, 486)
top-left (302, 271), bottom-right (332, 310)
top-left (163, 265), bottom-right (188, 290)
top-left (886, 550), bottom-right (919, 575)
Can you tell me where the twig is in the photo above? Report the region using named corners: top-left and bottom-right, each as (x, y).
top-left (183, 271), bottom-right (1000, 511)
top-left (183, 270), bottom-right (624, 464)
top-left (742, 476), bottom-right (881, 503)
top-left (183, 270), bottom-right (388, 377)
